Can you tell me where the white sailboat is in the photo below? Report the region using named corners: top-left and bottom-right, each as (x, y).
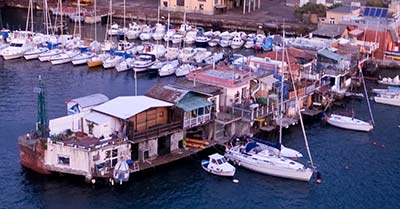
top-left (225, 29), bottom-right (316, 182)
top-left (126, 22), bottom-right (142, 40)
top-left (194, 49), bottom-right (211, 63)
top-left (184, 30), bottom-right (197, 45)
top-left (24, 47), bottom-right (49, 60)
top-left (116, 57), bottom-right (135, 72)
top-left (374, 93), bottom-right (400, 107)
top-left (165, 47), bottom-right (179, 60)
top-left (139, 25), bottom-right (153, 41)
top-left (50, 50), bottom-right (80, 65)
top-left (133, 53), bottom-right (156, 72)
top-left (71, 52), bottom-right (96, 65)
top-left (178, 47), bottom-right (197, 63)
top-left (324, 113), bottom-right (374, 132)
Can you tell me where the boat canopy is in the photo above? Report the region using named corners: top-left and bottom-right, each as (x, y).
top-left (245, 142), bottom-right (257, 153)
top-left (248, 136), bottom-right (281, 150)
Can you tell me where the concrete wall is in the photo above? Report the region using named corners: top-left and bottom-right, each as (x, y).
top-left (83, 116), bottom-right (122, 138)
top-left (170, 131), bottom-right (184, 151)
top-left (49, 112), bottom-right (86, 135)
top-left (138, 139), bottom-right (158, 161)
top-left (221, 84), bottom-right (250, 108)
top-left (160, 0), bottom-right (215, 15)
top-left (45, 142), bottom-right (91, 175)
top-left (45, 141), bottom-right (131, 177)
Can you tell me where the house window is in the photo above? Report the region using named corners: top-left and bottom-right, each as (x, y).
top-left (198, 107), bottom-right (204, 116)
top-left (105, 149), bottom-right (119, 167)
top-left (58, 155), bottom-right (70, 166)
top-left (199, 4), bottom-right (204, 10)
top-left (198, 0), bottom-right (206, 2)
top-left (112, 149), bottom-right (118, 157)
top-left (87, 122), bottom-right (94, 135)
top-left (329, 18), bottom-right (335, 24)
top-left (205, 106), bottom-right (210, 114)
top-left (177, 0), bottom-right (184, 6)
top-left (159, 111), bottom-right (164, 117)
top-left (163, 1), bottom-right (168, 7)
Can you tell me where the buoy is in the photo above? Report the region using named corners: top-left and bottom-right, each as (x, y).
top-left (91, 178), bottom-right (96, 185)
top-left (381, 144), bottom-right (385, 148)
top-left (111, 179), bottom-right (115, 186)
top-left (373, 141), bottom-right (377, 145)
top-left (233, 179), bottom-right (239, 183)
top-left (345, 166), bottom-right (349, 170)
top-left (315, 172), bottom-right (322, 184)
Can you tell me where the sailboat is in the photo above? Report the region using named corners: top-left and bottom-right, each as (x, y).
top-left (225, 29), bottom-right (315, 182)
top-left (324, 61), bottom-right (375, 132)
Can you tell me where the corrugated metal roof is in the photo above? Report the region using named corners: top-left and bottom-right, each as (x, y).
top-left (69, 93), bottom-right (109, 108)
top-left (85, 111), bottom-right (113, 125)
top-left (176, 93), bottom-right (211, 112)
top-left (318, 49), bottom-right (345, 62)
top-left (145, 84), bottom-right (189, 103)
top-left (93, 96), bottom-right (173, 120)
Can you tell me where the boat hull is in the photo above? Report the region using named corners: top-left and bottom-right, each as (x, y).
top-left (327, 117), bottom-right (373, 132)
top-left (374, 96), bottom-right (400, 106)
top-left (18, 137), bottom-right (51, 175)
top-left (225, 152), bottom-right (313, 181)
top-left (201, 160), bottom-right (235, 177)
top-left (87, 60), bottom-right (102, 68)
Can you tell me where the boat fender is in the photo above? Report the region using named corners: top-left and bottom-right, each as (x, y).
top-left (315, 172), bottom-right (322, 184)
top-left (373, 141), bottom-right (377, 145)
top-left (233, 179), bottom-right (239, 183)
top-left (91, 178), bottom-right (96, 185)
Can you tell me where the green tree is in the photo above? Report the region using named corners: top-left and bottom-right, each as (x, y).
top-left (366, 0), bottom-right (388, 8)
top-left (295, 3), bottom-right (327, 18)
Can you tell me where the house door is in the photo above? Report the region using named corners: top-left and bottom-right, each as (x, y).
top-left (131, 143), bottom-right (139, 161)
top-left (157, 136), bottom-right (171, 156)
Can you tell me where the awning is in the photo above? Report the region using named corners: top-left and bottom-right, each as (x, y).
top-left (85, 111), bottom-right (113, 125)
top-left (349, 29), bottom-right (363, 37)
top-left (177, 93), bottom-right (212, 112)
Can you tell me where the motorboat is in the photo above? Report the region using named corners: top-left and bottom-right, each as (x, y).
top-left (126, 23), bottom-right (142, 40)
top-left (219, 31), bottom-right (232, 48)
top-left (244, 33), bottom-right (256, 49)
top-left (171, 33), bottom-right (184, 45)
top-left (254, 33), bottom-right (266, 50)
top-left (230, 35), bottom-right (244, 49)
top-left (71, 52), bottom-right (96, 65)
top-left (50, 50), bottom-right (80, 65)
top-left (101, 40), bottom-right (116, 52)
top-left (207, 31), bottom-right (220, 47)
top-left (113, 159), bottom-right (130, 184)
top-left (201, 153), bottom-right (236, 177)
top-left (24, 47), bottom-right (49, 60)
top-left (38, 48), bottom-right (63, 61)
top-left (133, 53), bottom-right (156, 72)
top-left (148, 44), bottom-right (166, 58)
top-left (324, 113), bottom-right (373, 132)
top-left (378, 75), bottom-right (400, 86)
top-left (152, 23), bottom-right (166, 41)
top-left (116, 41), bottom-right (134, 52)
top-left (103, 55), bottom-right (124, 69)
top-left (139, 25), bottom-right (153, 41)
top-left (87, 53), bottom-right (110, 68)
top-left (163, 29), bottom-right (176, 42)
top-left (2, 37), bottom-right (34, 60)
top-left (108, 23), bottom-right (123, 36)
top-left (165, 47), bottom-right (179, 60)
top-left (374, 93), bottom-right (400, 107)
top-left (230, 53), bottom-right (248, 66)
top-left (225, 141), bottom-right (313, 181)
top-left (159, 59), bottom-right (179, 76)
top-left (177, 23), bottom-right (192, 35)
top-left (116, 57), bottom-right (135, 72)
top-left (194, 49), bottom-right (212, 63)
top-left (204, 52), bottom-right (224, 65)
top-left (178, 47), bottom-right (197, 63)
top-left (184, 30), bottom-right (197, 45)
top-left (175, 63), bottom-right (196, 77)
top-left (195, 35), bottom-right (210, 48)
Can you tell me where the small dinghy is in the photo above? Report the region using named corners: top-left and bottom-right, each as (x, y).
top-left (324, 113), bottom-right (373, 132)
top-left (113, 159), bottom-right (130, 184)
top-left (201, 153), bottom-right (236, 177)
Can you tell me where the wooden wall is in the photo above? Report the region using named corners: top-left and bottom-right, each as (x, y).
top-left (129, 107), bottom-right (169, 133)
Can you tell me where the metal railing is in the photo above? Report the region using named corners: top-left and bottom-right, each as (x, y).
top-left (183, 114), bottom-right (212, 129)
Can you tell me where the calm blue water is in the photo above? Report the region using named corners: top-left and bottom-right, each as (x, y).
top-left (0, 7), bottom-right (400, 209)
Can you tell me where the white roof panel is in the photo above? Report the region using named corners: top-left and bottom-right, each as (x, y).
top-left (85, 111), bottom-right (113, 125)
top-left (93, 96), bottom-right (173, 120)
top-left (69, 93), bottom-right (109, 108)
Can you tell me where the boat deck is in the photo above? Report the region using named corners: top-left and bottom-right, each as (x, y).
top-left (132, 140), bottom-right (217, 173)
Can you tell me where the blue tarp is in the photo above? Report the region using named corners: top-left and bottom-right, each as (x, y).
top-left (262, 36), bottom-right (273, 51)
top-left (47, 42), bottom-right (61, 49)
top-left (245, 142), bottom-right (257, 153)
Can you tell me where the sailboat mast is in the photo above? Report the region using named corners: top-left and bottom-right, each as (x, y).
top-left (278, 29), bottom-right (285, 148)
top-left (78, 0), bottom-right (81, 37)
top-left (30, 0), bottom-right (34, 32)
top-left (123, 0), bottom-right (126, 42)
top-left (283, 36), bottom-right (315, 168)
top-left (157, 4), bottom-right (160, 24)
top-left (25, 0), bottom-right (31, 31)
top-left (94, 0), bottom-right (97, 41)
top-left (60, 0), bottom-right (63, 36)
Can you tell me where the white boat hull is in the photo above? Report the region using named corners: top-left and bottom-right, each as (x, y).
top-left (3, 53), bottom-right (24, 60)
top-left (327, 114), bottom-right (373, 132)
top-left (225, 151), bottom-right (313, 181)
top-left (374, 96), bottom-right (400, 106)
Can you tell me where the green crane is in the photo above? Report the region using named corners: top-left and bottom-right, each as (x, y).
top-left (34, 75), bottom-right (48, 137)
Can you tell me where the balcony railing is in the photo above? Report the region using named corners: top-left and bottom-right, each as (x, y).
top-left (183, 114), bottom-right (212, 129)
top-left (129, 121), bottom-right (182, 142)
